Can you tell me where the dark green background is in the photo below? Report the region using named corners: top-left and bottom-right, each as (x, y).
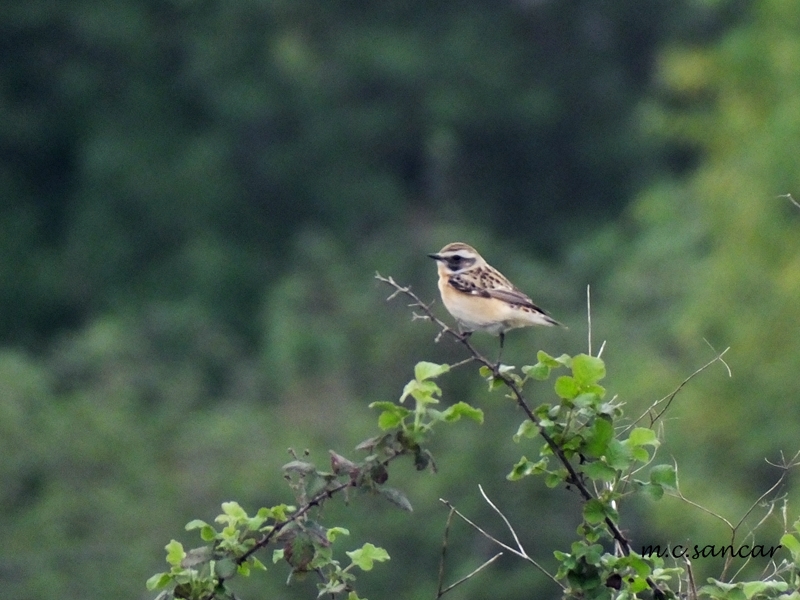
top-left (3, 1), bottom-right (800, 598)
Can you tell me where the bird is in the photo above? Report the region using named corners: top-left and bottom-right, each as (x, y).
top-left (428, 242), bottom-right (561, 360)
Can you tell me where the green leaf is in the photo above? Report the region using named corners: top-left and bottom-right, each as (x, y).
top-left (377, 410), bottom-right (405, 430)
top-left (649, 464), bottom-right (677, 489)
top-left (554, 353), bottom-right (573, 367)
top-left (584, 418), bottom-right (614, 457)
top-left (272, 549), bottom-right (285, 564)
top-left (267, 504), bottom-right (292, 521)
top-left (538, 351), bottom-right (572, 367)
top-left (698, 581), bottom-right (734, 599)
top-left (399, 380), bottom-right (417, 403)
top-left (487, 376), bottom-right (504, 391)
top-left (573, 541), bottom-right (604, 564)
top-left (214, 558), bottom-right (237, 579)
top-left (256, 506), bottom-right (275, 521)
top-left (536, 350), bottom-right (557, 365)
top-left (553, 549), bottom-right (569, 561)
top-left (572, 354), bottom-right (606, 385)
top-left (326, 527), bottom-right (350, 541)
top-left (186, 519), bottom-right (218, 541)
top-left (782, 533), bottom-right (800, 551)
top-left (507, 456), bottom-right (548, 480)
top-left (182, 546), bottom-right (213, 568)
top-left (414, 361), bottom-right (450, 381)
top-left (369, 401), bottom-right (401, 411)
top-left (246, 514), bottom-right (268, 531)
top-left (639, 482), bottom-right (664, 500)
top-left (321, 581), bottom-right (349, 595)
top-left (250, 556), bottom-right (267, 571)
top-left (604, 439), bottom-right (632, 470)
top-left (165, 540), bottom-right (186, 567)
top-left (740, 583), bottom-right (766, 599)
top-left (623, 553), bottom-right (652, 578)
top-left (441, 401), bottom-right (484, 424)
top-left (627, 427), bottom-right (659, 448)
top-left (780, 533), bottom-right (800, 562)
top-left (285, 533), bottom-right (316, 569)
top-left (573, 392), bottom-right (600, 408)
top-left (583, 499), bottom-right (608, 524)
top-left (545, 470), bottom-right (565, 488)
top-left (513, 419), bottom-right (539, 442)
top-left (581, 460), bottom-right (618, 482)
top-left (378, 487), bottom-right (413, 512)
top-left (522, 362), bottom-right (551, 380)
top-left (282, 460), bottom-right (316, 474)
top-left (146, 572), bottom-right (172, 591)
top-left (221, 501), bottom-right (247, 520)
top-left (347, 543), bottom-right (390, 571)
top-left (554, 376), bottom-right (579, 400)
top-left (186, 519), bottom-right (209, 531)
top-left (370, 403), bottom-right (411, 429)
top-left (399, 379), bottom-right (442, 404)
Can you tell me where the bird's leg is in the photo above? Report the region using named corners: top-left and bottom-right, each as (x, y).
top-left (496, 332), bottom-right (505, 367)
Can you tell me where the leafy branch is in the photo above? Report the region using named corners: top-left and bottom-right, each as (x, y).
top-left (146, 272), bottom-right (799, 600)
top-left (376, 273), bottom-right (668, 599)
top-left (377, 273), bottom-right (796, 600)
top-left (147, 346), bottom-right (483, 600)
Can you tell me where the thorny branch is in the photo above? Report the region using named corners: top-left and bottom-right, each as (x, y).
top-left (206, 479), bottom-right (351, 598)
top-left (211, 446), bottom-right (408, 598)
top-left (376, 273), bottom-right (667, 599)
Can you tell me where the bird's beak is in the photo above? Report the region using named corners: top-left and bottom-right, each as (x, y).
top-left (428, 253), bottom-right (443, 261)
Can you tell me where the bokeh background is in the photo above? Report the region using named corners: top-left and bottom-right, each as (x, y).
top-left (3, 0), bottom-right (800, 598)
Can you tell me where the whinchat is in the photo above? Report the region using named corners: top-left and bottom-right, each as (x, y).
top-left (428, 242), bottom-right (562, 354)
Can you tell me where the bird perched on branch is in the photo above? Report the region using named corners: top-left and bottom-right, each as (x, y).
top-left (428, 242), bottom-right (562, 359)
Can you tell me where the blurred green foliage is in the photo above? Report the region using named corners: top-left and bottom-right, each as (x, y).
top-left (6, 0), bottom-right (800, 599)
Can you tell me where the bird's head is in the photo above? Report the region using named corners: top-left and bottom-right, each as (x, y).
top-left (428, 242), bottom-right (485, 275)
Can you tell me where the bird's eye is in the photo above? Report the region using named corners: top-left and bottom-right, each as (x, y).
top-left (451, 255), bottom-right (463, 263)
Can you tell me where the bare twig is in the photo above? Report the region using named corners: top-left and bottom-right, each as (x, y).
top-left (778, 193), bottom-right (800, 209)
top-left (436, 552), bottom-right (503, 598)
top-left (478, 485), bottom-right (530, 558)
top-left (721, 451), bottom-right (800, 580)
top-left (587, 284), bottom-right (592, 357)
top-left (449, 357), bottom-right (476, 370)
top-left (684, 556), bottom-right (697, 600)
top-left (663, 451), bottom-right (800, 584)
top-left (702, 339), bottom-right (732, 377)
top-left (625, 346), bottom-right (731, 433)
top-left (585, 285), bottom-right (607, 359)
top-left (666, 462), bottom-right (734, 530)
top-left (436, 508), bottom-right (455, 596)
top-left (439, 498), bottom-right (563, 589)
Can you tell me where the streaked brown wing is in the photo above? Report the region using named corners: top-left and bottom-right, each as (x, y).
top-left (485, 287), bottom-right (550, 314)
top-left (450, 274), bottom-right (551, 315)
top-left (448, 274), bottom-right (491, 297)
